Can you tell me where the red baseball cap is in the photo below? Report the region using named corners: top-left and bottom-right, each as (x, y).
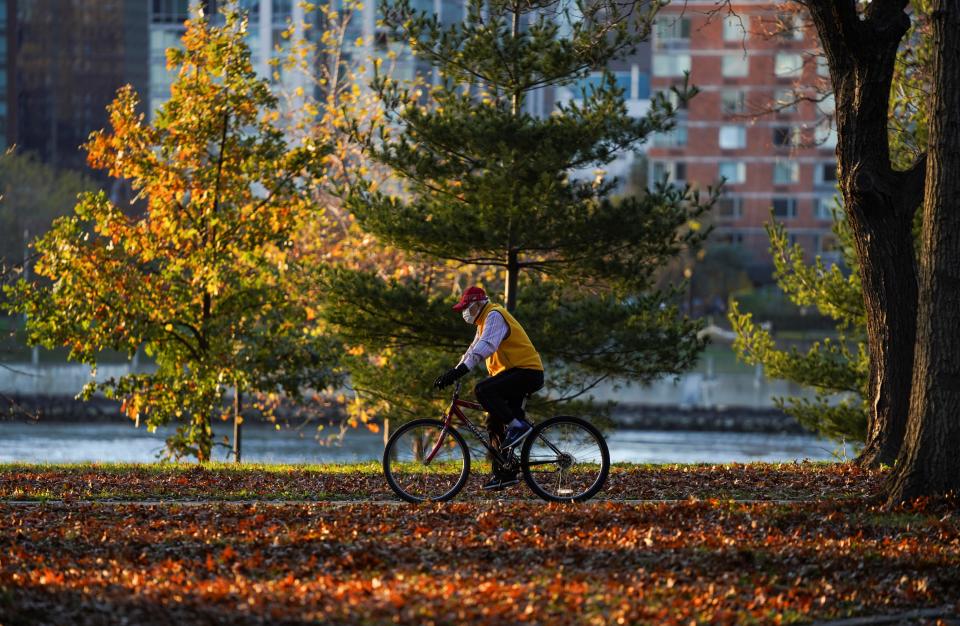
top-left (452, 286), bottom-right (488, 311)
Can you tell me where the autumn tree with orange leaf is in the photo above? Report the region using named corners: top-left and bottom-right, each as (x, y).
top-left (5, 2), bottom-right (340, 461)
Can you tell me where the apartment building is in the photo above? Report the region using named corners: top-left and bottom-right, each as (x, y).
top-left (647, 3), bottom-right (840, 269)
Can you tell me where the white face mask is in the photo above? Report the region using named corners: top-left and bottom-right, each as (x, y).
top-left (462, 301), bottom-right (484, 324)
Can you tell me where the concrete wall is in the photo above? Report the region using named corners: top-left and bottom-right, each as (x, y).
top-left (0, 363), bottom-right (819, 409)
top-left (0, 363), bottom-right (146, 396)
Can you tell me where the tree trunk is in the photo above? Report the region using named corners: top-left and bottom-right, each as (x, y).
top-left (886, 0), bottom-right (960, 504)
top-left (504, 0), bottom-right (521, 315)
top-left (233, 384), bottom-right (242, 464)
top-left (413, 435), bottom-right (424, 462)
top-left (505, 248), bottom-right (519, 313)
top-left (850, 207), bottom-right (917, 467)
top-left (805, 0), bottom-right (925, 467)
top-left (196, 412), bottom-right (213, 463)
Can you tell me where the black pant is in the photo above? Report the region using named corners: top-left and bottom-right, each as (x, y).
top-left (474, 368), bottom-right (544, 472)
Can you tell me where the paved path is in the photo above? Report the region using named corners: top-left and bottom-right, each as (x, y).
top-left (0, 498), bottom-right (814, 506)
top-left (810, 606), bottom-right (958, 625)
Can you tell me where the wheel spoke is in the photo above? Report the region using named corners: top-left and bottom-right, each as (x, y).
top-left (384, 421), bottom-right (469, 503)
top-left (521, 417), bottom-right (608, 502)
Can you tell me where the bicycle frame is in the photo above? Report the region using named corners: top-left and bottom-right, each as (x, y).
top-left (425, 380), bottom-right (567, 467)
top-left (425, 381), bottom-right (514, 468)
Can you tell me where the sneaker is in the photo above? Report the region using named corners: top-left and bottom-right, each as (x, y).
top-left (482, 473), bottom-right (520, 491)
top-left (501, 421), bottom-right (533, 450)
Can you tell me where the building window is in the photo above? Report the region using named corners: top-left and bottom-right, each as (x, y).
top-left (718, 231), bottom-right (745, 246)
top-left (653, 54), bottom-right (692, 77)
top-left (719, 161), bottom-right (747, 184)
top-left (772, 126), bottom-right (802, 148)
top-left (657, 89), bottom-right (688, 111)
top-left (652, 160), bottom-right (687, 183)
top-left (440, 0), bottom-right (464, 22)
top-left (818, 93), bottom-right (836, 117)
top-left (651, 126), bottom-right (688, 148)
top-left (816, 162), bottom-right (838, 187)
top-left (723, 15), bottom-right (747, 41)
top-left (721, 89), bottom-right (747, 114)
top-left (816, 120), bottom-right (838, 149)
top-left (238, 0), bottom-right (260, 17)
top-left (778, 13), bottom-right (805, 41)
top-left (772, 197), bottom-right (798, 219)
top-left (773, 88), bottom-right (799, 114)
top-left (717, 196), bottom-right (743, 219)
top-left (152, 0), bottom-right (190, 23)
top-left (150, 28), bottom-right (185, 57)
top-left (718, 125), bottom-right (747, 149)
top-left (775, 53), bottom-right (804, 78)
top-left (817, 234), bottom-right (841, 253)
top-left (722, 54), bottom-right (749, 78)
top-left (817, 56), bottom-right (831, 77)
top-left (634, 70), bottom-right (651, 99)
top-left (655, 17), bottom-right (691, 43)
top-left (273, 0), bottom-right (293, 21)
top-left (570, 71), bottom-right (633, 98)
top-left (815, 195), bottom-right (841, 220)
top-left (773, 160), bottom-right (800, 184)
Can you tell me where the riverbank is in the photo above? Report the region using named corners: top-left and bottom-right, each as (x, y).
top-left (2, 393), bottom-right (811, 433)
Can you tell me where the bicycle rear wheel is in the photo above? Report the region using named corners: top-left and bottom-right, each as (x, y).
top-left (382, 418), bottom-right (471, 503)
top-left (519, 416), bottom-right (609, 502)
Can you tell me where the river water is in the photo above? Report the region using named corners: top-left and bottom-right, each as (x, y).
top-left (0, 422), bottom-right (842, 464)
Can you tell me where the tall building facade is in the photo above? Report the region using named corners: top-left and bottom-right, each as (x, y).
top-left (647, 3), bottom-right (839, 270)
top-left (1, 0), bottom-right (12, 150)
top-left (551, 40), bottom-right (652, 190)
top-left (12, 0), bottom-right (149, 177)
top-left (150, 0), bottom-right (317, 117)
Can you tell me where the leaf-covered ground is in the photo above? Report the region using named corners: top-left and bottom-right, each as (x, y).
top-left (0, 462), bottom-right (882, 502)
top-left (2, 497), bottom-right (958, 625)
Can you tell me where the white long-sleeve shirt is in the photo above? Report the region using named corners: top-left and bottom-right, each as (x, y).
top-left (457, 311), bottom-right (509, 370)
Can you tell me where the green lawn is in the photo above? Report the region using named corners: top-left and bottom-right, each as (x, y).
top-left (0, 461), bottom-right (879, 502)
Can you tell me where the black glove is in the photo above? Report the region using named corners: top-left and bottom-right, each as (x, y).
top-left (434, 363), bottom-right (468, 390)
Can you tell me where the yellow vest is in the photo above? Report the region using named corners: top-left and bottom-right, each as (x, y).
top-left (475, 303), bottom-right (544, 376)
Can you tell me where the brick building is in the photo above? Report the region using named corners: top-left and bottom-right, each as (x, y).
top-left (647, 2), bottom-right (840, 274)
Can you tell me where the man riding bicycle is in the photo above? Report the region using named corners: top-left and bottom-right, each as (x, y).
top-left (434, 286), bottom-right (544, 490)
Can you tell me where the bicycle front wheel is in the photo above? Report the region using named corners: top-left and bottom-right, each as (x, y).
top-left (520, 416), bottom-right (609, 502)
top-left (382, 418), bottom-right (471, 503)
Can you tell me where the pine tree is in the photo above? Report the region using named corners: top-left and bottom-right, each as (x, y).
top-left (729, 213), bottom-right (869, 444)
top-left (4, 3), bottom-right (339, 460)
top-left (320, 0), bottom-right (711, 424)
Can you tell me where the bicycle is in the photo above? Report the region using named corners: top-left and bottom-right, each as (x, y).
top-left (382, 380), bottom-right (610, 503)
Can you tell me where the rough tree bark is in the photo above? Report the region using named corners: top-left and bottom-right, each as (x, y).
top-left (802, 0), bottom-right (927, 467)
top-left (886, 0), bottom-right (960, 504)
